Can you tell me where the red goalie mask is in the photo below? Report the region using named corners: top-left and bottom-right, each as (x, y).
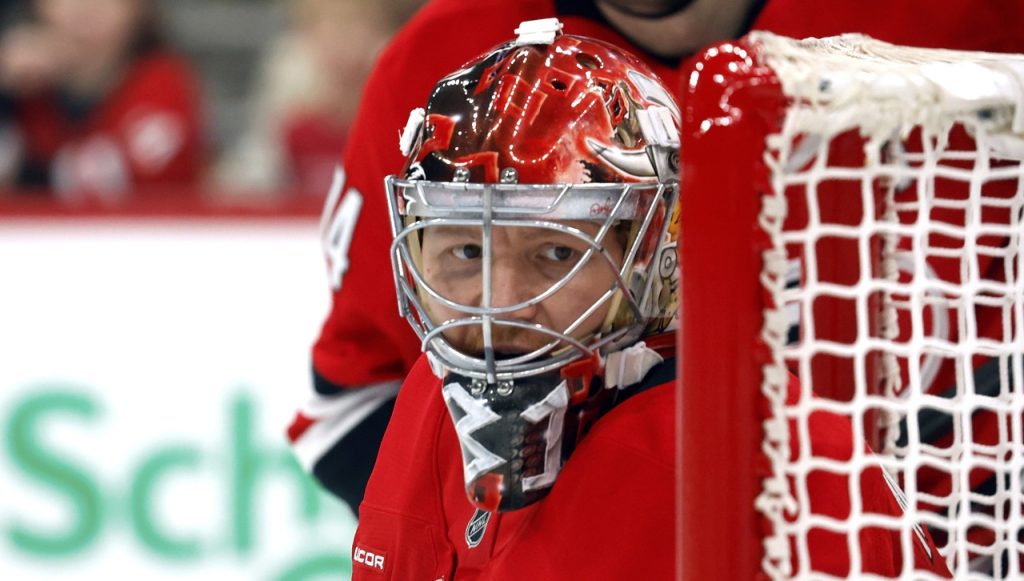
top-left (387, 20), bottom-right (680, 512)
top-left (404, 29), bottom-right (679, 185)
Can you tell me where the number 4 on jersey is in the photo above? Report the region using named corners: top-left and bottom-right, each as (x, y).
top-left (321, 167), bottom-right (364, 290)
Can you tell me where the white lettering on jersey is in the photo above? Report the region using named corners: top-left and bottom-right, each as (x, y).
top-left (520, 380), bottom-right (569, 491)
top-left (442, 381), bottom-right (505, 486)
top-left (352, 545), bottom-right (385, 570)
top-left (321, 166), bottom-right (364, 291)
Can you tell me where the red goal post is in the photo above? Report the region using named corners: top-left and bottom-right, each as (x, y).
top-left (679, 33), bottom-right (1024, 579)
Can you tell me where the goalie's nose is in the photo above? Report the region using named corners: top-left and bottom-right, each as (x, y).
top-left (486, 256), bottom-right (540, 322)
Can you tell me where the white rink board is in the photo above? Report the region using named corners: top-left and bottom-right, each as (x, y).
top-left (0, 219), bottom-right (355, 580)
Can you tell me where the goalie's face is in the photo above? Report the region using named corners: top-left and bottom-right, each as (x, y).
top-left (419, 221), bottom-right (625, 358)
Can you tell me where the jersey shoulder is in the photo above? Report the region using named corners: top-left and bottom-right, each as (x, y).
top-left (489, 381), bottom-right (677, 578)
top-left (354, 355), bottom-right (456, 579)
top-left (360, 354), bottom-right (449, 515)
top-left (578, 379), bottom-right (676, 471)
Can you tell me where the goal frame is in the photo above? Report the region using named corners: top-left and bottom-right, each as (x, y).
top-left (678, 38), bottom-right (784, 580)
top-left (678, 32), bottom-right (1024, 580)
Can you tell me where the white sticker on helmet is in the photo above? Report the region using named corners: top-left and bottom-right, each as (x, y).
top-left (513, 18), bottom-right (564, 46)
top-left (399, 108), bottom-right (426, 156)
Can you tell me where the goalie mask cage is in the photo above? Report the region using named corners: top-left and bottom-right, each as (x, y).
top-left (679, 33), bottom-right (1024, 580)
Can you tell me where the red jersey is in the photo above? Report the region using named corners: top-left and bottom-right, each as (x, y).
top-left (352, 355), bottom-right (677, 580)
top-left (291, 0), bottom-right (1024, 512)
top-left (353, 357), bottom-right (948, 579)
top-left (9, 51), bottom-right (204, 197)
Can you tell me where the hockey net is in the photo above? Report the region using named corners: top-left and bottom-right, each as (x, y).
top-left (679, 33), bottom-right (1024, 580)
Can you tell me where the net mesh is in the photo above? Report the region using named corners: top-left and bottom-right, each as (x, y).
top-left (752, 32), bottom-right (1024, 579)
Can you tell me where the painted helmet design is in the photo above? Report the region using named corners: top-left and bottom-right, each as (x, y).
top-left (387, 19), bottom-right (680, 511)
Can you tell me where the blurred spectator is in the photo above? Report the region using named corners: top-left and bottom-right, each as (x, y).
top-left (0, 0), bottom-right (205, 200)
top-left (216, 0), bottom-right (391, 197)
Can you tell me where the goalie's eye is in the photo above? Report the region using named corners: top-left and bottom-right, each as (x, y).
top-left (452, 244), bottom-right (483, 260)
top-left (540, 245), bottom-right (578, 262)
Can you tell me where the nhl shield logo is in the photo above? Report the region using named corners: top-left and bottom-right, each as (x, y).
top-left (465, 508), bottom-right (491, 548)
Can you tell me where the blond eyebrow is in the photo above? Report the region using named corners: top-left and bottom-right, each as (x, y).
top-left (424, 225), bottom-right (480, 239)
top-left (425, 221), bottom-right (604, 241)
top-left (517, 221), bottom-right (604, 239)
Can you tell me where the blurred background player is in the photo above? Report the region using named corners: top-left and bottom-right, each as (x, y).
top-left (349, 25), bottom-right (947, 577)
top-left (0, 0), bottom-right (205, 200)
top-left (288, 0), bottom-right (1024, 518)
top-left (215, 0), bottom-right (391, 198)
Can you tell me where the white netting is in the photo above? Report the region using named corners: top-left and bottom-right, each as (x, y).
top-left (753, 33), bottom-right (1024, 579)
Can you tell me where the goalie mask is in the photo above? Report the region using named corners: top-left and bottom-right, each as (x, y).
top-left (387, 19), bottom-right (680, 512)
